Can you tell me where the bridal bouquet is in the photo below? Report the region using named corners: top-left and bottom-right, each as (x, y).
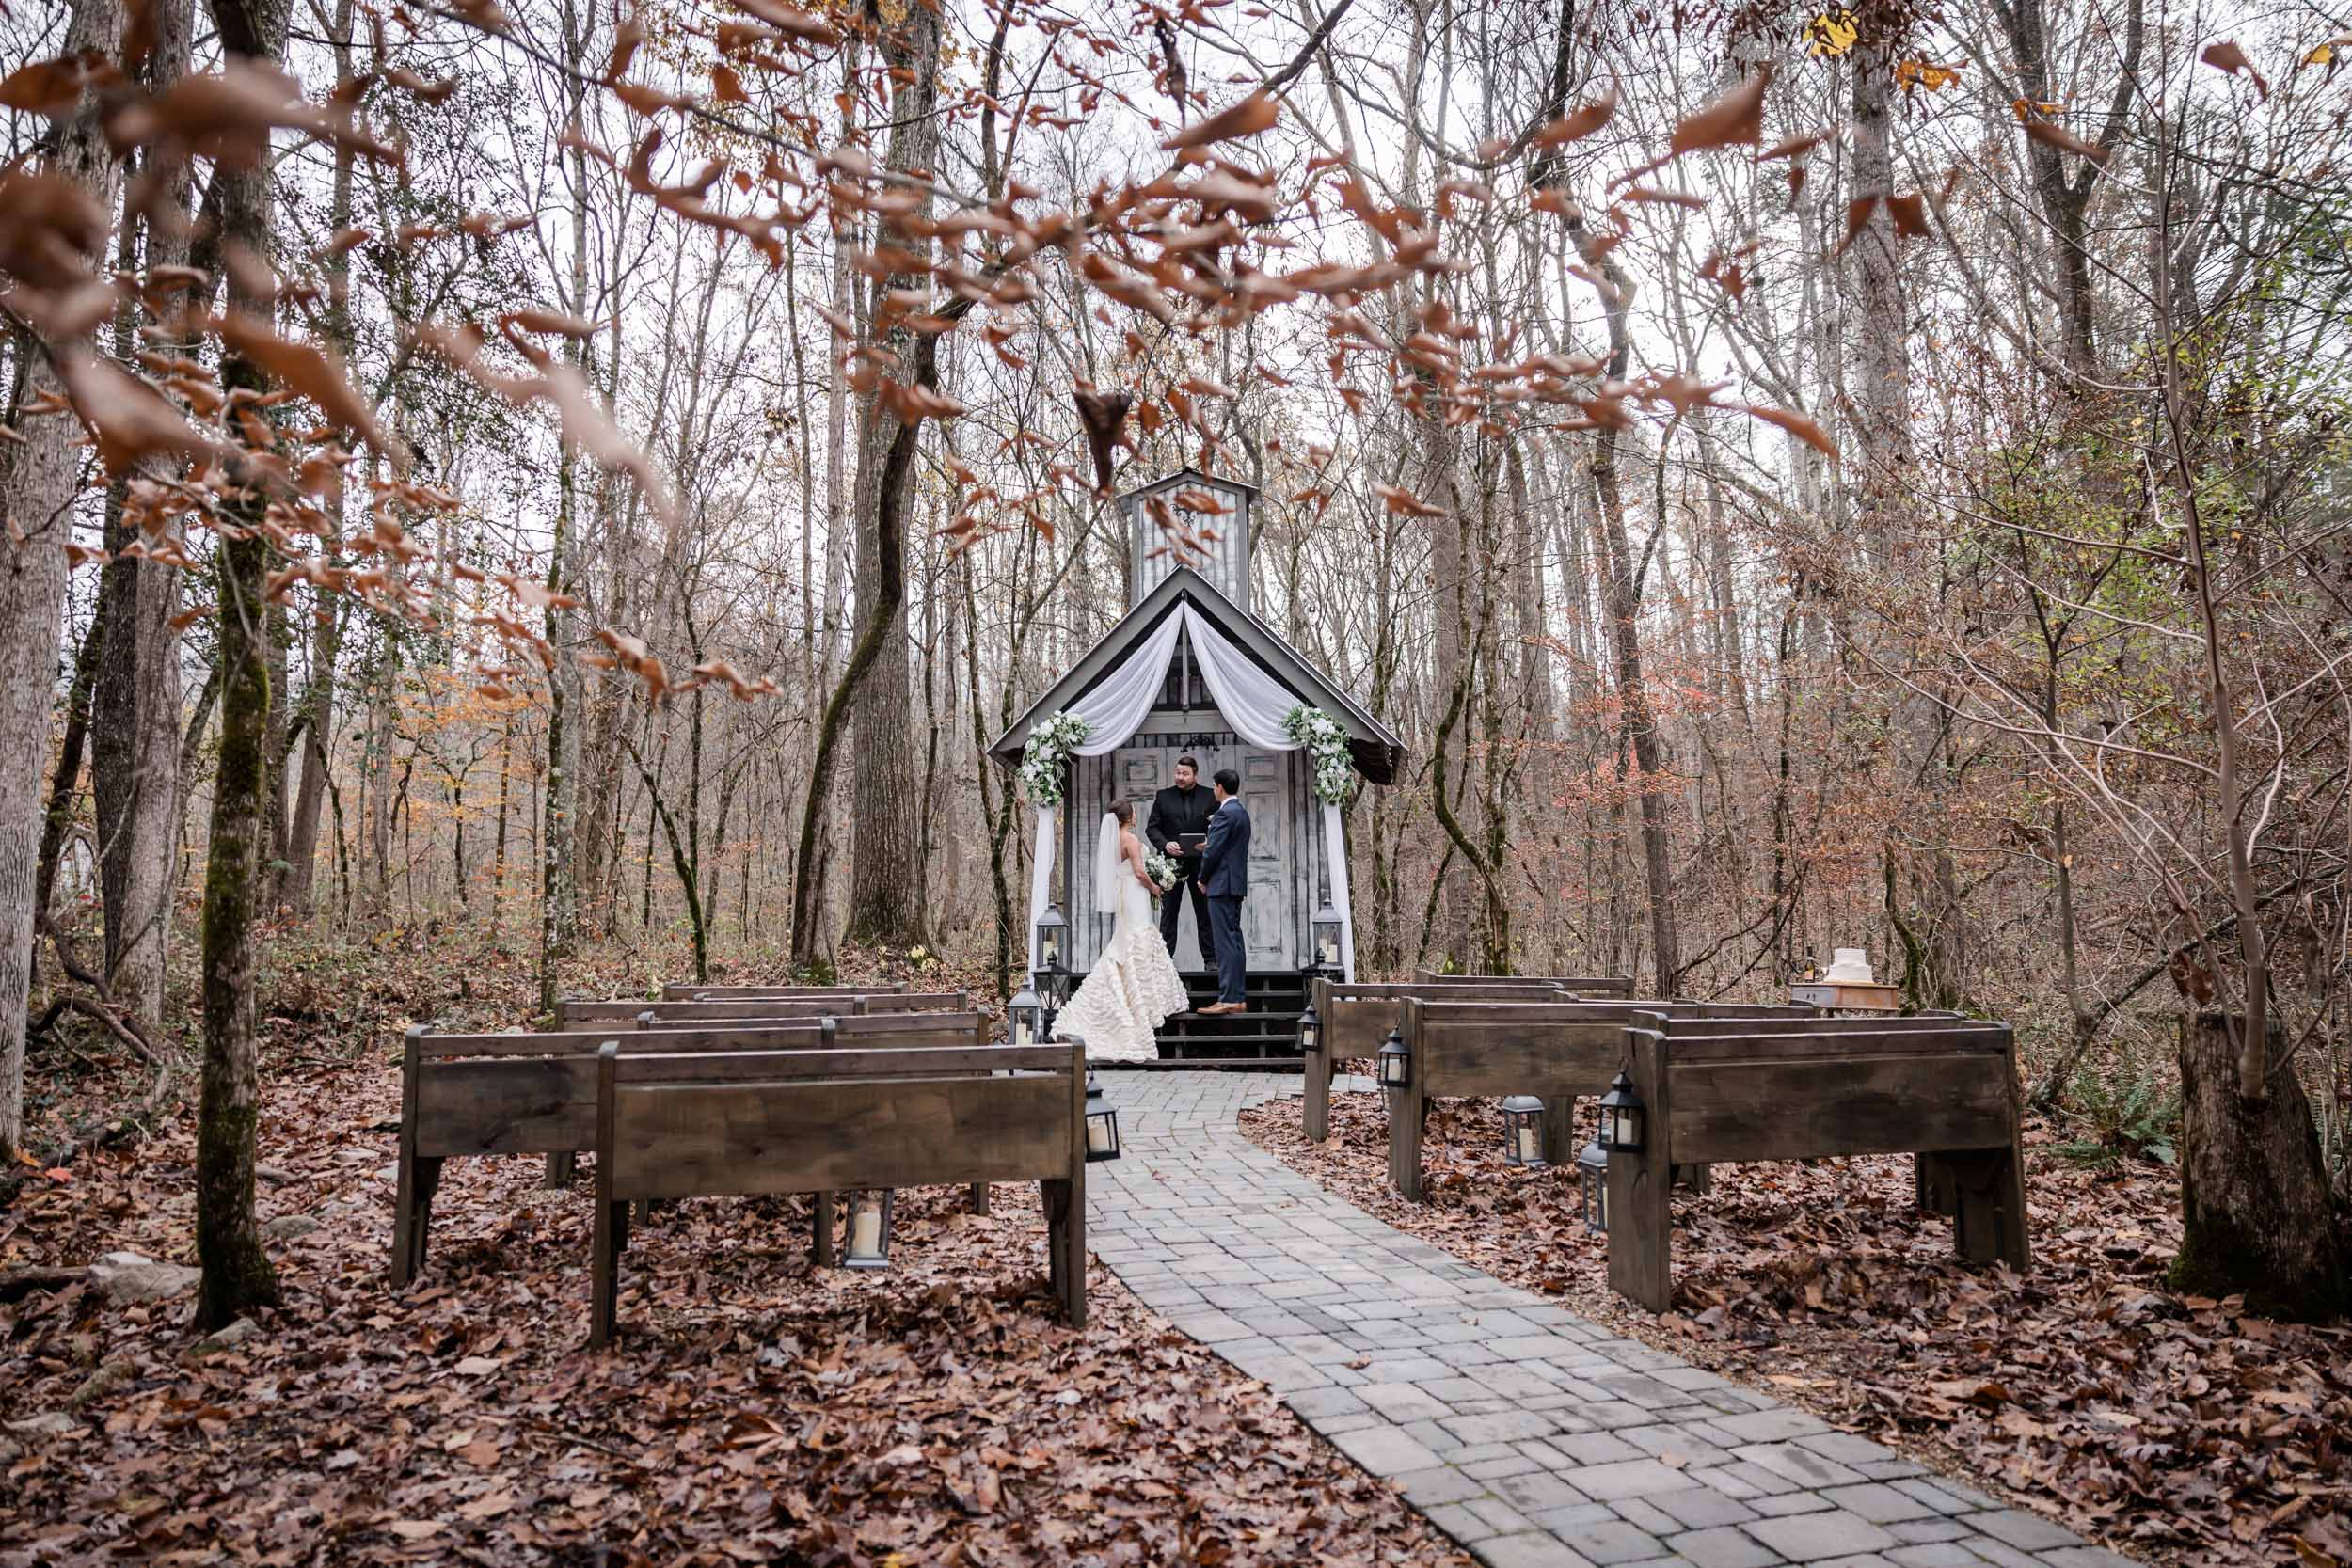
top-left (1142, 847), bottom-right (1183, 892)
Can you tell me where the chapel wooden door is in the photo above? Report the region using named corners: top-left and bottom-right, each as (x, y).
top-left (1108, 738), bottom-right (1298, 972)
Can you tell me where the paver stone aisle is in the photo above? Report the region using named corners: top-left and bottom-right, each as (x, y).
top-left (1084, 1070), bottom-right (2136, 1568)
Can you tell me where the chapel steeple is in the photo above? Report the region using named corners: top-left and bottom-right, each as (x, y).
top-left (1115, 468), bottom-right (1257, 612)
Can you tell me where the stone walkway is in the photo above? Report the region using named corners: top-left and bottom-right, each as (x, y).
top-left (1086, 1070), bottom-right (2133, 1568)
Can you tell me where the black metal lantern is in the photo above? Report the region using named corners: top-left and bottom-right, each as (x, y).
top-left (1009, 983), bottom-right (1042, 1046)
top-left (1501, 1095), bottom-right (1548, 1168)
top-left (1375, 1027), bottom-right (1410, 1089)
top-left (1598, 1071), bottom-right (1645, 1152)
top-left (1084, 1073), bottom-right (1122, 1162)
top-left (1311, 900), bottom-right (1343, 974)
top-left (1034, 901), bottom-right (1069, 974)
top-left (1576, 1138), bottom-right (1609, 1232)
top-left (1295, 1000), bottom-right (1321, 1055)
top-left (844, 1189), bottom-right (895, 1270)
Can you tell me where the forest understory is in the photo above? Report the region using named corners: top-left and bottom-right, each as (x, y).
top-left (0, 928), bottom-right (1468, 1568)
top-left (1239, 1087), bottom-right (2352, 1568)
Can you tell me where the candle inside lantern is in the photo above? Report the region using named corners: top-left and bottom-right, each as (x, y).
top-left (1515, 1120), bottom-right (1541, 1163)
top-left (1087, 1117), bottom-right (1111, 1154)
top-left (850, 1206), bottom-right (882, 1255)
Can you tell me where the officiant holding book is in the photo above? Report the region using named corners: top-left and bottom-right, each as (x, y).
top-left (1147, 756), bottom-right (1216, 973)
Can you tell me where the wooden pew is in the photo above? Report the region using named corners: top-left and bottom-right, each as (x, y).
top-left (1606, 1012), bottom-right (2028, 1312)
top-left (621, 991), bottom-right (971, 1028)
top-left (660, 982), bottom-right (906, 1000)
top-left (589, 1037), bottom-right (1090, 1346)
top-left (1622, 1011), bottom-right (1976, 1214)
top-left (1412, 969), bottom-right (1636, 998)
top-left (553, 990), bottom-right (956, 1030)
top-left (1302, 978), bottom-right (1564, 1142)
top-left (396, 1013), bottom-right (987, 1281)
top-left (393, 1021), bottom-right (827, 1287)
top-left (1385, 999), bottom-right (1821, 1199)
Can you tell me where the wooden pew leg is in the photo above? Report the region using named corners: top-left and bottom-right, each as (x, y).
top-left (1949, 1151), bottom-right (2000, 1264)
top-left (1607, 1033), bottom-right (1673, 1312)
top-left (404, 1158), bottom-right (444, 1283)
top-left (967, 1181), bottom-right (991, 1216)
top-left (590, 1197), bottom-right (620, 1349)
top-left (391, 1144), bottom-right (418, 1288)
top-left (1066, 1175), bottom-right (1086, 1328)
top-left (1042, 1178), bottom-right (1085, 1327)
top-left (1608, 1158), bottom-right (1674, 1312)
top-left (1541, 1094), bottom-right (1573, 1168)
top-left (543, 1151), bottom-right (576, 1188)
top-left (1915, 1152), bottom-right (1960, 1219)
top-left (1994, 1148), bottom-right (2031, 1270)
top-left (811, 1191), bottom-right (837, 1266)
top-left (1672, 1163), bottom-right (1712, 1196)
top-left (1305, 1049), bottom-right (1329, 1143)
top-left (1388, 1085), bottom-right (1426, 1201)
top-left (1042, 1180), bottom-right (1066, 1302)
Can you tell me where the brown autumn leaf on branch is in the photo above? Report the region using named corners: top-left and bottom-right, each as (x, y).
top-left (1373, 482), bottom-right (1446, 518)
top-left (56, 350), bottom-right (232, 475)
top-left (1758, 127), bottom-right (1836, 162)
top-left (0, 172), bottom-right (110, 292)
top-left (215, 312), bottom-right (401, 462)
top-left (2021, 115), bottom-right (2109, 166)
top-left (1532, 87), bottom-right (1617, 149)
top-left (1739, 401), bottom-right (1837, 462)
top-left (1671, 66), bottom-right (1772, 155)
top-left (0, 51), bottom-right (116, 117)
top-left (1073, 386), bottom-right (1134, 497)
top-left (2201, 40), bottom-right (2270, 97)
top-left (1160, 89), bottom-right (1279, 152)
top-left (106, 59), bottom-right (399, 168)
top-left (728, 0), bottom-right (839, 45)
top-left (501, 308), bottom-right (600, 338)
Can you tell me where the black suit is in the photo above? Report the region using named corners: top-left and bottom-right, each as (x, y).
top-left (1147, 783), bottom-right (1215, 968)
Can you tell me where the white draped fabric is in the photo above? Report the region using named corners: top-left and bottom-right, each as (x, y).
top-left (1322, 802), bottom-right (1358, 981)
top-left (1065, 609), bottom-right (1187, 756)
top-left (1178, 606), bottom-right (1300, 750)
top-left (1023, 602), bottom-right (1359, 981)
top-left (1026, 804), bottom-right (1056, 974)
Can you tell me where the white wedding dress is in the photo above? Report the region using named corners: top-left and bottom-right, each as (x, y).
top-left (1051, 818), bottom-right (1189, 1063)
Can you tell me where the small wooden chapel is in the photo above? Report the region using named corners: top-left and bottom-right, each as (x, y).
top-left (989, 469), bottom-right (1405, 1055)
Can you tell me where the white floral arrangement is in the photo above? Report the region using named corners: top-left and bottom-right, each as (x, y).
top-left (1019, 710), bottom-right (1090, 807)
top-left (1142, 847), bottom-right (1182, 891)
top-left (1284, 704), bottom-right (1354, 804)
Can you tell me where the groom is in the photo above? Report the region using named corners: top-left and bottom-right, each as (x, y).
top-left (1196, 768), bottom-right (1251, 1015)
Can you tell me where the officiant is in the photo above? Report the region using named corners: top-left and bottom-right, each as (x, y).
top-left (1147, 755), bottom-right (1216, 972)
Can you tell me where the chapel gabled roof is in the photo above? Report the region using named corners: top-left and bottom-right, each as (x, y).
top-left (987, 565), bottom-right (1405, 785)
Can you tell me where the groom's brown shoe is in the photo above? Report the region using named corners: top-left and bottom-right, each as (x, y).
top-left (1200, 1001), bottom-right (1246, 1015)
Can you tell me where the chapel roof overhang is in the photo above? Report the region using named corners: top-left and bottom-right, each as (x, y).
top-left (986, 565), bottom-right (1405, 786)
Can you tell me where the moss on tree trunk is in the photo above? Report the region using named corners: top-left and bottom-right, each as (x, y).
top-left (197, 527), bottom-right (280, 1329)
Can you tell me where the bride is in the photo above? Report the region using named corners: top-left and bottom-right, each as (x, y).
top-left (1051, 798), bottom-right (1189, 1062)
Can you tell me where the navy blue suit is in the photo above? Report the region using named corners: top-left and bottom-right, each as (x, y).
top-left (1198, 797), bottom-right (1251, 1005)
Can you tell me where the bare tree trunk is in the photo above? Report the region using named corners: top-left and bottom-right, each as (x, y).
top-left (2174, 1015), bottom-right (2346, 1318)
top-left (839, 0), bottom-right (942, 952)
top-left (536, 0), bottom-right (594, 1010)
top-left (0, 0), bottom-right (124, 1158)
top-left (279, 601), bottom-right (338, 916)
top-left (92, 0), bottom-right (193, 1013)
top-left (194, 0), bottom-right (289, 1329)
top-left (38, 604), bottom-right (106, 934)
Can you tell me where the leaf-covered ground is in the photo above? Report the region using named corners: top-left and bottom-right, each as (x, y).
top-left (1, 931), bottom-right (1471, 1568)
top-left (1236, 1087), bottom-right (2352, 1568)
